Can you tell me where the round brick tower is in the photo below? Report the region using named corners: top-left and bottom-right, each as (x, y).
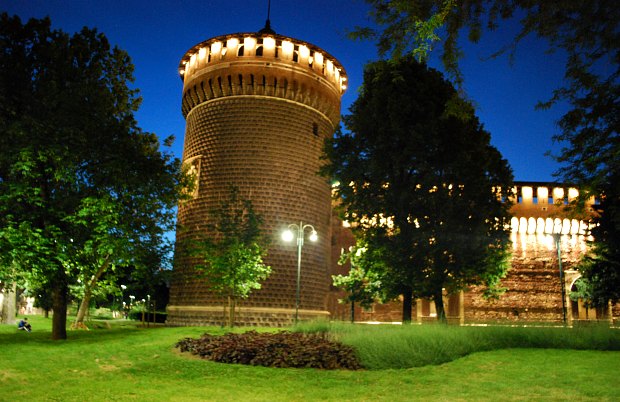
top-left (167, 27), bottom-right (347, 326)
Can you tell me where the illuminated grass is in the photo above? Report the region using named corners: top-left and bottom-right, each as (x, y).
top-left (1, 316), bottom-right (619, 401)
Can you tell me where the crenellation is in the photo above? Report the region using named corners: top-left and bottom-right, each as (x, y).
top-left (179, 33), bottom-right (347, 97)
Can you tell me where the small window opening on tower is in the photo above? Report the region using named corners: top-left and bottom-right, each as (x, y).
top-left (312, 123), bottom-right (319, 136)
top-left (256, 45), bottom-right (264, 56)
top-left (237, 45), bottom-right (244, 57)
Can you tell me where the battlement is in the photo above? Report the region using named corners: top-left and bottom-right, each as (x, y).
top-left (510, 181), bottom-right (596, 235)
top-left (510, 181), bottom-right (593, 208)
top-left (178, 33), bottom-right (346, 124)
top-left (179, 32), bottom-right (347, 88)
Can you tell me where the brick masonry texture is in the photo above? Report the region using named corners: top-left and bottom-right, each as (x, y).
top-left (168, 32), bottom-right (345, 326)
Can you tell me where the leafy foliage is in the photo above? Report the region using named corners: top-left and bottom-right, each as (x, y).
top-left (0, 14), bottom-right (186, 339)
top-left (333, 242), bottom-right (383, 321)
top-left (355, 0), bottom-right (620, 305)
top-left (189, 187), bottom-right (271, 327)
top-left (322, 56), bottom-right (513, 322)
top-left (576, 179), bottom-right (620, 306)
top-left (175, 330), bottom-right (362, 370)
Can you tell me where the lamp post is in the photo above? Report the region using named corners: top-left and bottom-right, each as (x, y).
top-left (282, 221), bottom-right (318, 323)
top-left (551, 232), bottom-right (568, 325)
top-left (120, 284), bottom-right (127, 319)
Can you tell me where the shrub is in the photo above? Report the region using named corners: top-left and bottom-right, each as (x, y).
top-left (175, 330), bottom-right (362, 370)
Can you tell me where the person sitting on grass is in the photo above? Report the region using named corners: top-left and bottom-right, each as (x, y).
top-left (18, 317), bottom-right (32, 332)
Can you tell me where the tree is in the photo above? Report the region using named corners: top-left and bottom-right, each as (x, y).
top-left (0, 14), bottom-right (185, 339)
top-left (190, 187), bottom-right (271, 327)
top-left (354, 0), bottom-right (620, 305)
top-left (575, 177), bottom-right (620, 306)
top-left (322, 56), bottom-right (513, 322)
top-left (333, 242), bottom-right (383, 323)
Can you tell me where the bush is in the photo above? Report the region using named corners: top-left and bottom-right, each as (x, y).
top-left (175, 330), bottom-right (362, 370)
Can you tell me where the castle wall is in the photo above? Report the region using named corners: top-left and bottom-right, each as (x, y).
top-left (329, 182), bottom-right (618, 325)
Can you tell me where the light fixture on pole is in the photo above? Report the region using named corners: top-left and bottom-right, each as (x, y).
top-left (547, 218), bottom-right (567, 326)
top-left (120, 284), bottom-right (127, 319)
top-left (282, 221), bottom-right (318, 323)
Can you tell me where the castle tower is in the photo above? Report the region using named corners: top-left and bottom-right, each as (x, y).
top-left (167, 26), bottom-right (347, 326)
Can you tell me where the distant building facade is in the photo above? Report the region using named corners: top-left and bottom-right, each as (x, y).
top-left (330, 182), bottom-right (619, 325)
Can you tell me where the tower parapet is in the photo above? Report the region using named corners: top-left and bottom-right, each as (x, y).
top-left (178, 32), bottom-right (347, 125)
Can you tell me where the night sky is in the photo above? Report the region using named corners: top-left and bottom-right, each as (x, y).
top-left (4, 0), bottom-right (570, 182)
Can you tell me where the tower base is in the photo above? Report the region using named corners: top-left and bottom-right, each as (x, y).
top-left (166, 305), bottom-right (330, 327)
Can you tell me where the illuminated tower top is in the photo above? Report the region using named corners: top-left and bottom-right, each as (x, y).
top-left (177, 30), bottom-right (347, 125)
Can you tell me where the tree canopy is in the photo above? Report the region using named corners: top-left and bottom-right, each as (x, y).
top-left (333, 241), bottom-right (383, 323)
top-left (0, 14), bottom-right (185, 339)
top-left (354, 0), bottom-right (619, 310)
top-left (322, 57), bottom-right (514, 322)
top-left (189, 187), bottom-right (271, 327)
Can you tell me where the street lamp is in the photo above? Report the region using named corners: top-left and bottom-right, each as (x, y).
top-left (282, 221), bottom-right (318, 323)
top-left (120, 284), bottom-right (127, 319)
top-left (546, 219), bottom-right (566, 325)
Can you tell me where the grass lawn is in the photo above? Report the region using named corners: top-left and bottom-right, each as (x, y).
top-left (1, 315), bottom-right (619, 401)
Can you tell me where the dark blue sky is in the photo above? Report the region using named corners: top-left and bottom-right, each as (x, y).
top-left (4, 0), bottom-right (570, 182)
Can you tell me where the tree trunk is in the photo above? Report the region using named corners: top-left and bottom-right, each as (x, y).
top-left (402, 286), bottom-right (413, 324)
top-left (1, 282), bottom-right (17, 325)
top-left (350, 300), bottom-right (355, 323)
top-left (434, 289), bottom-right (447, 323)
top-left (51, 279), bottom-right (68, 340)
top-left (227, 295), bottom-right (237, 327)
top-left (74, 257), bottom-right (111, 328)
top-left (73, 290), bottom-right (92, 329)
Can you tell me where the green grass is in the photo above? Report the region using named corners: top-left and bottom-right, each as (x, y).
top-left (296, 321), bottom-right (620, 369)
top-left (1, 316), bottom-right (619, 401)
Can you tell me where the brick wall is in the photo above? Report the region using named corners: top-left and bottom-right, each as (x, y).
top-left (168, 32), bottom-right (346, 326)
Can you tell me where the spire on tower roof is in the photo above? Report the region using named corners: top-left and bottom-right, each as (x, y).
top-left (258, 0), bottom-right (275, 34)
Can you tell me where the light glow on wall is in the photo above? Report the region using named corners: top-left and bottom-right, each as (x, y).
top-left (521, 186), bottom-right (533, 201)
top-left (243, 37), bottom-right (256, 55)
top-left (263, 36), bottom-right (276, 57)
top-left (281, 40), bottom-right (294, 60)
top-left (198, 47), bottom-right (208, 61)
top-left (298, 45), bottom-right (310, 62)
top-left (537, 187), bottom-right (548, 203)
top-left (314, 52), bottom-right (323, 71)
top-left (211, 41), bottom-right (222, 60)
top-left (326, 59), bottom-right (334, 77)
top-left (568, 187), bottom-right (579, 201)
top-left (553, 187), bottom-right (564, 204)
